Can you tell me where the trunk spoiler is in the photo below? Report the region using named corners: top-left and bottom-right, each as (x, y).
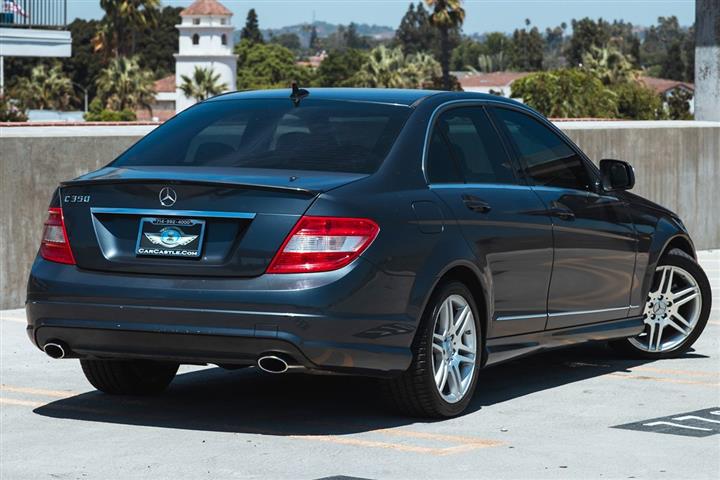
top-left (61, 167), bottom-right (369, 196)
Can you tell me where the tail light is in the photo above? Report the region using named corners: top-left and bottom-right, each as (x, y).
top-left (267, 216), bottom-right (379, 274)
top-left (40, 207), bottom-right (76, 265)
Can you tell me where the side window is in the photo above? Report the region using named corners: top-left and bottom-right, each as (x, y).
top-left (427, 107), bottom-right (516, 184)
top-left (493, 108), bottom-right (593, 190)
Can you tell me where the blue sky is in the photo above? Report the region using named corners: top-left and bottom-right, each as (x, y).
top-left (67, 0), bottom-right (696, 34)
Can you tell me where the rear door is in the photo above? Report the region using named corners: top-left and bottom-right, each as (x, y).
top-left (426, 105), bottom-right (554, 337)
top-left (490, 106), bottom-right (637, 329)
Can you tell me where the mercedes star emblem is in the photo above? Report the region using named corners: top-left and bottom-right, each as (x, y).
top-left (159, 187), bottom-right (177, 207)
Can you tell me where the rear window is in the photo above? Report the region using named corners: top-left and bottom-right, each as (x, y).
top-left (112, 99), bottom-right (411, 174)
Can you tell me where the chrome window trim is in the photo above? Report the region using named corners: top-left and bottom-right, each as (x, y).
top-left (420, 98), bottom-right (539, 185)
top-left (90, 207), bottom-right (256, 220)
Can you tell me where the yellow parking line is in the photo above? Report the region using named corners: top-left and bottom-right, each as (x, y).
top-left (630, 366), bottom-right (720, 378)
top-left (376, 428), bottom-right (504, 447)
top-left (0, 385), bottom-right (76, 398)
top-left (608, 373), bottom-right (720, 387)
top-left (0, 397), bottom-right (44, 407)
top-left (291, 434), bottom-right (502, 455)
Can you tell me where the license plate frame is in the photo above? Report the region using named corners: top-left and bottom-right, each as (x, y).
top-left (135, 217), bottom-right (206, 258)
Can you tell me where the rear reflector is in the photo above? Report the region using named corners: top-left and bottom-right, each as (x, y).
top-left (40, 207), bottom-right (76, 265)
top-left (267, 216), bottom-right (379, 274)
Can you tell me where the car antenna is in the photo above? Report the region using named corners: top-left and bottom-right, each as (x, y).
top-left (290, 81), bottom-right (309, 106)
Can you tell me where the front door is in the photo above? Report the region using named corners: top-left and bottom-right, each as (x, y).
top-left (491, 106), bottom-right (637, 329)
top-left (426, 105), bottom-right (554, 337)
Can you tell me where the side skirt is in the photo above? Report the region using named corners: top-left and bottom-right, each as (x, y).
top-left (484, 316), bottom-right (645, 367)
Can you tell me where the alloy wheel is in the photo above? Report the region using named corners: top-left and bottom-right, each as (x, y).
top-left (431, 294), bottom-right (477, 403)
top-left (629, 265), bottom-right (702, 353)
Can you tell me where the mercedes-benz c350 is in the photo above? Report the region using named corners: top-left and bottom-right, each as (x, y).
top-left (26, 88), bottom-right (711, 417)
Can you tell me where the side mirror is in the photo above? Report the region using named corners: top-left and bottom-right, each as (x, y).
top-left (600, 159), bottom-right (635, 191)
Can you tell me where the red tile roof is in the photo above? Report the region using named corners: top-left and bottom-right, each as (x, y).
top-left (455, 71), bottom-right (531, 88)
top-left (180, 0), bottom-right (232, 16)
top-left (154, 74), bottom-right (176, 93)
top-left (639, 76), bottom-right (694, 94)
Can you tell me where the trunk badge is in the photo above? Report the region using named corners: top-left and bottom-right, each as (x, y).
top-left (159, 187), bottom-right (177, 207)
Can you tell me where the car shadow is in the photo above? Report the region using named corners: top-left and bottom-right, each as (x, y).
top-left (33, 343), bottom-right (707, 435)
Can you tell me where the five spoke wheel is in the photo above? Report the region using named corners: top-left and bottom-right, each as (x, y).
top-left (630, 265), bottom-right (702, 353)
top-left (431, 294), bottom-right (477, 403)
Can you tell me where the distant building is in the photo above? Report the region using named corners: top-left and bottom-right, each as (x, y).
top-left (0, 0), bottom-right (72, 95)
top-left (174, 0), bottom-right (237, 112)
top-left (296, 50), bottom-right (328, 69)
top-left (640, 76), bottom-right (695, 113)
top-left (137, 75), bottom-right (177, 122)
top-left (453, 71), bottom-right (530, 97)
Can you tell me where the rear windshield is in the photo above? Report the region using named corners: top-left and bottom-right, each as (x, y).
top-left (112, 99), bottom-right (411, 174)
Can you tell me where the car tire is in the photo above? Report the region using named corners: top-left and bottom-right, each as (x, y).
top-left (80, 359), bottom-right (179, 395)
top-left (385, 281), bottom-right (482, 418)
top-left (610, 251), bottom-right (711, 358)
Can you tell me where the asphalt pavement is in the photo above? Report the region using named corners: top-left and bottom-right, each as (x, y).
top-left (1, 251), bottom-right (718, 480)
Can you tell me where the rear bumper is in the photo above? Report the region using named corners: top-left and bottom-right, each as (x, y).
top-left (26, 257), bottom-right (419, 376)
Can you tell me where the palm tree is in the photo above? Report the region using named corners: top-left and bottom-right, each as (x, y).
top-left (356, 46), bottom-right (440, 89)
top-left (14, 64), bottom-right (74, 110)
top-left (93, 0), bottom-right (160, 58)
top-left (96, 56), bottom-right (155, 114)
top-left (425, 0), bottom-right (465, 90)
top-left (180, 67), bottom-right (229, 102)
top-left (581, 46), bottom-right (637, 85)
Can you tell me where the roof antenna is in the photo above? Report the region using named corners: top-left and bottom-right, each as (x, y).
top-left (290, 81), bottom-right (309, 106)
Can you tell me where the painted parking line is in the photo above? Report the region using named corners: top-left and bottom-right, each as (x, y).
top-left (608, 372), bottom-right (720, 387)
top-left (614, 407), bottom-right (720, 437)
top-left (0, 385), bottom-right (77, 398)
top-left (629, 366), bottom-right (720, 378)
top-left (0, 384), bottom-right (504, 456)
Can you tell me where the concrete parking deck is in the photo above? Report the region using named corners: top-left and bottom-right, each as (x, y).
top-left (1, 251), bottom-right (718, 479)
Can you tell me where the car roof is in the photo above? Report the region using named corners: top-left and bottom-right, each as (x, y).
top-left (208, 87), bottom-right (525, 108)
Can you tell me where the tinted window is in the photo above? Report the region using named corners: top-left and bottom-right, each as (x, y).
top-left (427, 107), bottom-right (515, 184)
top-left (493, 108), bottom-right (593, 190)
top-left (112, 99), bottom-right (411, 174)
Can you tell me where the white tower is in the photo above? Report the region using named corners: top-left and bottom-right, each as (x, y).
top-left (175, 0), bottom-right (237, 112)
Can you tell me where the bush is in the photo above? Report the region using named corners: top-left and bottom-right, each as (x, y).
top-left (611, 81), bottom-right (666, 120)
top-left (0, 96), bottom-right (28, 122)
top-left (83, 97), bottom-right (137, 121)
top-left (511, 69), bottom-right (617, 118)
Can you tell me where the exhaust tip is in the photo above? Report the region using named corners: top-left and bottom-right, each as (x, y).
top-left (257, 355), bottom-right (289, 374)
top-left (43, 342), bottom-right (66, 359)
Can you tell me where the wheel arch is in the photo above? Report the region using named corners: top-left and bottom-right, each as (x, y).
top-left (415, 261), bottom-right (491, 366)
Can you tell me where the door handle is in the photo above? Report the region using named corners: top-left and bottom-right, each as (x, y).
top-left (548, 202), bottom-right (575, 220)
top-left (462, 194), bottom-right (492, 213)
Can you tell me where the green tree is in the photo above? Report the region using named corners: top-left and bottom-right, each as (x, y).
top-left (84, 97), bottom-right (137, 121)
top-left (666, 88), bottom-right (693, 120)
top-left (476, 32), bottom-right (511, 72)
top-left (316, 49), bottom-right (368, 86)
top-left (270, 33), bottom-right (302, 51)
top-left (241, 8), bottom-right (264, 44)
top-left (235, 40), bottom-right (315, 89)
top-left (134, 6), bottom-right (182, 79)
top-left (511, 69), bottom-right (617, 118)
top-left (13, 64), bottom-right (75, 110)
top-left (0, 96), bottom-right (28, 122)
top-left (450, 38), bottom-right (484, 70)
top-left (612, 81), bottom-right (665, 119)
top-left (582, 45), bottom-right (637, 84)
top-left (395, 2), bottom-right (438, 55)
top-left (565, 17), bottom-right (611, 66)
top-left (355, 45), bottom-right (440, 88)
top-left (660, 41), bottom-right (685, 80)
top-left (96, 56), bottom-right (155, 113)
top-left (309, 25), bottom-right (319, 50)
top-left (180, 67), bottom-right (228, 102)
top-left (426, 0), bottom-right (465, 90)
top-left (509, 23), bottom-right (544, 71)
top-left (93, 0), bottom-right (160, 58)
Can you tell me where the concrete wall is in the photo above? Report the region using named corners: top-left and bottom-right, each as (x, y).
top-left (1, 121), bottom-right (718, 308)
top-left (695, 0), bottom-right (720, 121)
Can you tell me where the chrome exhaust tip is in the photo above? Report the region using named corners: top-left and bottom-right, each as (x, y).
top-left (257, 355), bottom-right (290, 374)
top-left (43, 342), bottom-right (66, 359)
